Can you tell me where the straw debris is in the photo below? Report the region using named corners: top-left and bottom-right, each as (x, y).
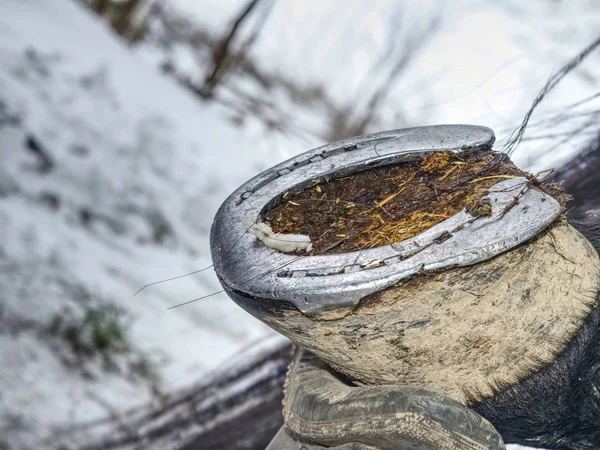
top-left (263, 150), bottom-right (528, 255)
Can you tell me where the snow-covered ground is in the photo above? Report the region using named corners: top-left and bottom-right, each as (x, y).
top-left (167, 0), bottom-right (600, 170)
top-left (0, 0), bottom-right (282, 448)
top-left (0, 0), bottom-right (599, 448)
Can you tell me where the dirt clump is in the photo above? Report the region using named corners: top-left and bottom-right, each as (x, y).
top-left (263, 150), bottom-right (527, 255)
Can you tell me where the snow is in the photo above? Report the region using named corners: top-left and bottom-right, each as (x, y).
top-left (250, 221), bottom-right (313, 252)
top-left (169, 0), bottom-right (600, 171)
top-left (0, 0), bottom-right (599, 448)
top-left (0, 0), bottom-right (277, 447)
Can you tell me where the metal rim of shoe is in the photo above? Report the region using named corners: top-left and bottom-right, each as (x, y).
top-left (210, 125), bottom-right (562, 317)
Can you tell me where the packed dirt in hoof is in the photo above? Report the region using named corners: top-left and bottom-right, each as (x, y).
top-left (263, 150), bottom-right (527, 255)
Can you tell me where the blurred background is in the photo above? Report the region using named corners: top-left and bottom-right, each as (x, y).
top-left (1, 0), bottom-right (600, 448)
